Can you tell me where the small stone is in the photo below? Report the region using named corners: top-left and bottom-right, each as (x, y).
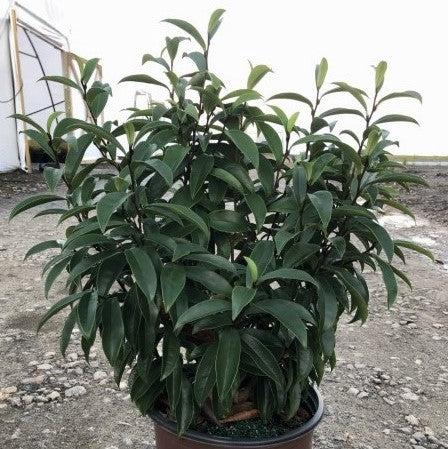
top-left (65, 386), bottom-right (87, 397)
top-left (357, 391), bottom-right (369, 399)
top-left (383, 397), bottom-right (396, 405)
top-left (21, 375), bottom-right (45, 385)
top-left (348, 387), bottom-right (359, 396)
top-left (402, 391), bottom-right (419, 401)
top-left (413, 432), bottom-right (426, 442)
top-left (2, 386), bottom-right (17, 394)
top-left (36, 363), bottom-right (53, 371)
top-left (93, 370), bottom-right (108, 381)
top-left (10, 428), bottom-right (21, 440)
top-left (8, 396), bottom-right (22, 407)
top-left (47, 391), bottom-right (60, 401)
top-left (44, 351), bottom-right (56, 359)
top-left (22, 395), bottom-right (33, 405)
top-left (406, 415), bottom-right (420, 426)
top-left (383, 429), bottom-right (391, 435)
top-left (399, 427), bottom-right (413, 434)
top-left (66, 353), bottom-right (78, 361)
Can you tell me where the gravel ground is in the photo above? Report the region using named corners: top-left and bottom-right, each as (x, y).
top-left (0, 167), bottom-right (447, 449)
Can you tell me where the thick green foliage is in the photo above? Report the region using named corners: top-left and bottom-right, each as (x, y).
top-left (11, 9), bottom-right (431, 434)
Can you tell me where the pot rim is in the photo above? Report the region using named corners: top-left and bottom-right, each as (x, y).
top-left (151, 385), bottom-right (324, 447)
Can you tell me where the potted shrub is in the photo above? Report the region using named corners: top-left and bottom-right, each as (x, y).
top-left (10, 9), bottom-right (431, 449)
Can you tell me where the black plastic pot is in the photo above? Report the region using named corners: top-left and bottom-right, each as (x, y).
top-left (151, 386), bottom-right (324, 449)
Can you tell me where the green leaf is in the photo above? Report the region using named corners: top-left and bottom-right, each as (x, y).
top-left (77, 291), bottom-right (98, 338)
top-left (293, 164), bottom-right (307, 205)
top-left (190, 154), bottom-right (214, 196)
top-left (241, 333), bottom-right (284, 386)
top-left (286, 379), bottom-right (302, 420)
top-left (184, 253), bottom-right (236, 274)
top-left (24, 240), bottom-right (61, 260)
top-left (144, 159), bottom-right (174, 186)
top-left (176, 377), bottom-right (195, 435)
top-left (374, 257), bottom-right (398, 307)
top-left (394, 240), bottom-right (434, 261)
top-left (163, 18), bottom-right (207, 50)
top-left (308, 191), bottom-right (333, 229)
top-left (208, 8), bottom-right (225, 39)
top-left (194, 343), bottom-right (217, 405)
top-left (245, 193), bottom-right (267, 232)
top-left (216, 327), bottom-right (241, 398)
top-left (186, 266), bottom-right (232, 296)
top-left (374, 61), bottom-right (387, 91)
top-left (38, 291), bottom-right (88, 332)
top-left (125, 247), bottom-right (158, 301)
top-left (97, 254), bottom-right (127, 297)
top-left (81, 58), bottom-right (100, 84)
top-left (317, 277), bottom-right (338, 331)
top-left (269, 105), bottom-right (288, 128)
top-left (60, 307), bottom-right (77, 357)
top-left (161, 328), bottom-right (180, 380)
top-left (174, 299), bottom-right (231, 331)
top-left (372, 114), bottom-right (419, 126)
top-left (244, 256), bottom-right (258, 286)
top-left (247, 64), bottom-right (272, 90)
top-left (10, 113), bottom-right (46, 134)
top-left (40, 75), bottom-right (82, 92)
top-left (258, 268), bottom-right (318, 287)
top-left (253, 298), bottom-right (314, 346)
top-left (225, 129), bottom-right (259, 169)
top-left (258, 122), bottom-right (283, 163)
top-left (119, 74), bottom-right (169, 90)
top-left (367, 173), bottom-right (428, 187)
top-left (250, 241), bottom-right (275, 277)
top-left (211, 168), bottom-right (244, 193)
top-left (161, 264), bottom-right (186, 311)
top-left (357, 218), bottom-right (394, 262)
top-left (97, 192), bottom-right (129, 233)
top-left (44, 256), bottom-right (70, 297)
top-left (377, 90), bottom-right (422, 105)
top-left (101, 297), bottom-right (124, 364)
top-left (150, 203), bottom-right (209, 238)
top-left (10, 194), bottom-right (64, 220)
top-left (287, 111), bottom-right (300, 133)
top-left (232, 286), bottom-right (256, 320)
top-left (267, 92), bottom-right (313, 108)
top-left (319, 108), bottom-right (365, 119)
top-left (315, 57), bottom-right (328, 89)
top-left (209, 209), bottom-right (248, 233)
top-left (43, 167), bottom-right (63, 192)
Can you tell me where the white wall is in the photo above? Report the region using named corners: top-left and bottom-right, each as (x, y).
top-left (66, 0), bottom-right (448, 156)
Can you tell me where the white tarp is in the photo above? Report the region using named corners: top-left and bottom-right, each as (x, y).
top-left (0, 0), bottom-right (100, 173)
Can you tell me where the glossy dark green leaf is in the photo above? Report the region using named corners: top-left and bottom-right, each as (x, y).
top-left (258, 268), bottom-right (318, 287)
top-left (97, 192), bottom-right (129, 233)
top-left (194, 343), bottom-right (217, 405)
top-left (119, 74), bottom-right (169, 90)
top-left (161, 264), bottom-right (186, 311)
top-left (174, 299), bottom-right (231, 331)
top-left (377, 90), bottom-right (422, 105)
top-left (101, 297), bottom-right (124, 364)
top-left (232, 286), bottom-right (256, 320)
top-left (209, 209), bottom-right (248, 233)
top-left (161, 328), bottom-right (180, 379)
top-left (394, 240), bottom-right (434, 261)
top-left (216, 327), bottom-right (240, 398)
top-left (190, 154), bottom-right (214, 196)
top-left (258, 122), bottom-right (283, 163)
top-left (125, 248), bottom-right (157, 301)
top-left (225, 129), bottom-right (259, 169)
top-left (163, 18), bottom-right (206, 50)
top-left (308, 190), bottom-right (333, 229)
top-left (245, 193), bottom-right (266, 232)
top-left (268, 92), bottom-right (313, 108)
top-left (253, 298), bottom-right (314, 346)
top-left (38, 291), bottom-right (88, 332)
top-left (186, 266), bottom-right (232, 296)
top-left (43, 167), bottom-right (63, 192)
top-left (77, 290), bottom-right (98, 338)
top-left (40, 75), bottom-right (82, 92)
top-left (24, 240), bottom-right (61, 260)
top-left (10, 194), bottom-right (64, 220)
top-left (60, 306), bottom-right (77, 357)
top-left (372, 114), bottom-right (419, 126)
top-left (247, 64), bottom-right (272, 90)
top-left (241, 333), bottom-right (284, 386)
